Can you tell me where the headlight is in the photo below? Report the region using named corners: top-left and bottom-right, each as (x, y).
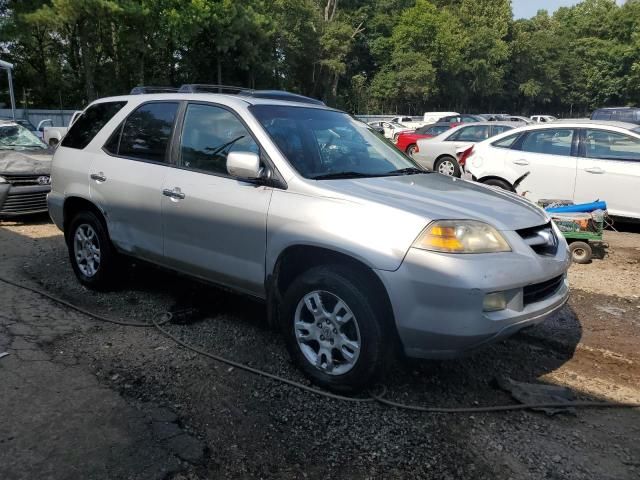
top-left (413, 220), bottom-right (511, 254)
top-left (0, 175), bottom-right (7, 184)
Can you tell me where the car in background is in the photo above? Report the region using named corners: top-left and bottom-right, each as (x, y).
top-left (437, 114), bottom-right (484, 126)
top-left (390, 116), bottom-right (426, 129)
top-left (423, 111), bottom-right (458, 124)
top-left (395, 122), bottom-right (453, 156)
top-left (0, 121), bottom-right (52, 217)
top-left (531, 115), bottom-right (557, 123)
top-left (367, 120), bottom-right (413, 142)
top-left (464, 121), bottom-right (640, 220)
top-left (0, 118), bottom-right (43, 139)
top-left (591, 107), bottom-right (640, 125)
top-left (40, 110), bottom-right (83, 146)
top-left (412, 122), bottom-right (519, 177)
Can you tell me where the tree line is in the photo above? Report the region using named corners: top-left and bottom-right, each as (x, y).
top-left (1, 0), bottom-right (639, 116)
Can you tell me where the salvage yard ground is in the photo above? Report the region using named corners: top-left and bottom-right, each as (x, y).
top-left (1, 217), bottom-right (639, 480)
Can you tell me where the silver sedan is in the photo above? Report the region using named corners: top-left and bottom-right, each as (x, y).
top-left (413, 121), bottom-right (522, 177)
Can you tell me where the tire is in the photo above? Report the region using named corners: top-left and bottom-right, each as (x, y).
top-left (482, 178), bottom-right (513, 191)
top-left (434, 156), bottom-right (461, 177)
top-left (406, 144), bottom-right (418, 157)
top-left (570, 241), bottom-right (592, 264)
top-left (49, 138), bottom-right (59, 147)
top-left (281, 265), bottom-right (389, 393)
top-left (67, 210), bottom-right (119, 290)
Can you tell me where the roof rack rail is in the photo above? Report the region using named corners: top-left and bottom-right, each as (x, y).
top-left (239, 90), bottom-right (325, 106)
top-left (178, 84), bottom-right (324, 105)
top-left (178, 84), bottom-right (250, 94)
top-left (130, 86), bottom-right (180, 95)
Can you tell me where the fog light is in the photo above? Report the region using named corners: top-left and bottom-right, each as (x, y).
top-left (483, 292), bottom-right (507, 312)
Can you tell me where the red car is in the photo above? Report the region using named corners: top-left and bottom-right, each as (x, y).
top-left (395, 122), bottom-right (453, 156)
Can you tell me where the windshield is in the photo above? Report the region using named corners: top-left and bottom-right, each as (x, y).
top-left (250, 105), bottom-right (423, 179)
top-left (0, 124), bottom-right (46, 149)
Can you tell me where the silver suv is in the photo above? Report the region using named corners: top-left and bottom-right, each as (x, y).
top-left (48, 86), bottom-right (570, 391)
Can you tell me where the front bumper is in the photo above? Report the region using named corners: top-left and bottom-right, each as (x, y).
top-left (0, 183), bottom-right (51, 217)
top-left (376, 230), bottom-right (571, 359)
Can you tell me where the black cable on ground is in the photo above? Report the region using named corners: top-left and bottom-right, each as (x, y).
top-left (2, 276), bottom-right (639, 413)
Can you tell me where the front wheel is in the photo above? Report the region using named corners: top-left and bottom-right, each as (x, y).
top-left (281, 266), bottom-right (388, 392)
top-left (482, 178), bottom-right (513, 191)
top-left (434, 156), bottom-right (461, 177)
top-left (406, 144), bottom-right (418, 157)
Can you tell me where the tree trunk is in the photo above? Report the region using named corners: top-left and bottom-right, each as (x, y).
top-left (217, 57), bottom-right (222, 86)
top-left (78, 21), bottom-right (97, 101)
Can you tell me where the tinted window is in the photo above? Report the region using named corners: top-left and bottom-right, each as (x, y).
top-left (521, 129), bottom-right (575, 156)
top-left (118, 102), bottom-right (178, 162)
top-left (492, 133), bottom-right (519, 149)
top-left (584, 129), bottom-right (640, 161)
top-left (180, 104), bottom-right (259, 175)
top-left (61, 101), bottom-right (127, 149)
top-left (448, 125), bottom-right (490, 142)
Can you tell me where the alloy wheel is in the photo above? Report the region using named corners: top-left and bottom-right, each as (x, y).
top-left (294, 290), bottom-right (361, 376)
top-left (73, 224), bottom-right (101, 277)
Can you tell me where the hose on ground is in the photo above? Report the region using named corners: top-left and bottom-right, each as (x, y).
top-left (2, 276), bottom-right (639, 413)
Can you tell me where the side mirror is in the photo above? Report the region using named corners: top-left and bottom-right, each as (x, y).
top-left (227, 151), bottom-right (262, 180)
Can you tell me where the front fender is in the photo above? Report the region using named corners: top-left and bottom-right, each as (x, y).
top-left (266, 190), bottom-right (425, 275)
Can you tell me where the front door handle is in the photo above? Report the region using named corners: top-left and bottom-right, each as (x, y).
top-left (90, 172), bottom-right (106, 182)
top-left (162, 188), bottom-right (186, 200)
top-left (585, 167), bottom-right (605, 174)
top-left (513, 159), bottom-right (530, 166)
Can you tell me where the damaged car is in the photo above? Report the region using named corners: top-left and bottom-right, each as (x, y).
top-left (0, 121), bottom-right (53, 218)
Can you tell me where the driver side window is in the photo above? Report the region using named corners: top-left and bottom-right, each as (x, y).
top-left (180, 104), bottom-right (259, 175)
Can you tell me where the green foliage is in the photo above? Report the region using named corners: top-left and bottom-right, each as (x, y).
top-left (0, 0), bottom-right (639, 116)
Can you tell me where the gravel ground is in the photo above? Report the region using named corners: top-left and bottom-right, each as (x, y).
top-left (1, 216), bottom-right (639, 479)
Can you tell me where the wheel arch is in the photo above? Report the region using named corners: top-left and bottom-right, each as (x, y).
top-left (63, 196), bottom-right (109, 240)
top-left (476, 175), bottom-right (515, 191)
top-left (267, 245), bottom-right (399, 344)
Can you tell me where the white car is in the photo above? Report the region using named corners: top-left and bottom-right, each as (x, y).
top-left (423, 111), bottom-right (459, 124)
top-left (367, 120), bottom-right (413, 142)
top-left (390, 116), bottom-right (426, 129)
top-left (531, 115), bottom-right (557, 123)
top-left (412, 122), bottom-right (519, 177)
top-left (464, 121), bottom-right (640, 220)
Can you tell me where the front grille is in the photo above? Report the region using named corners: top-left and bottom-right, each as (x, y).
top-left (1, 174), bottom-right (42, 186)
top-left (523, 275), bottom-right (564, 306)
top-left (0, 190), bottom-right (48, 215)
top-left (517, 222), bottom-right (558, 256)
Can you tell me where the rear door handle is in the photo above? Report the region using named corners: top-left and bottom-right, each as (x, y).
top-left (585, 167), bottom-right (605, 174)
top-left (513, 159), bottom-right (530, 166)
top-left (162, 188), bottom-right (186, 200)
top-left (90, 172), bottom-right (106, 182)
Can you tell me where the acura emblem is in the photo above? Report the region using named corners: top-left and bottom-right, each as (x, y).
top-left (37, 175), bottom-right (51, 185)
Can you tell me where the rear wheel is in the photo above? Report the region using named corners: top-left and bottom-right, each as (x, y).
top-left (281, 265), bottom-right (388, 392)
top-left (67, 211), bottom-right (119, 290)
top-left (434, 156), bottom-right (461, 177)
top-left (406, 144), bottom-right (418, 157)
top-left (570, 241), bottom-right (592, 264)
top-left (482, 178), bottom-right (513, 191)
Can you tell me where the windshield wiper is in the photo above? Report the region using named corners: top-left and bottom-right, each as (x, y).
top-left (311, 171), bottom-right (381, 180)
top-left (385, 167), bottom-right (429, 176)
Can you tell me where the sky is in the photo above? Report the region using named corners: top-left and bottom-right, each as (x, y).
top-left (512, 0), bottom-right (626, 19)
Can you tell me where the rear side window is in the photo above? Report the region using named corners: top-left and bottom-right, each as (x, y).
top-left (448, 125), bottom-right (490, 142)
top-left (492, 133), bottom-right (519, 149)
top-left (492, 125), bottom-right (513, 135)
top-left (108, 102), bottom-right (179, 163)
top-left (61, 101), bottom-right (127, 149)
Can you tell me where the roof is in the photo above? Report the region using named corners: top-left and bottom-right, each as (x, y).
top-left (592, 106), bottom-right (639, 111)
top-left (546, 119), bottom-right (640, 130)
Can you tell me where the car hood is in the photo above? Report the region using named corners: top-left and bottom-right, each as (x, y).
top-left (318, 173), bottom-right (549, 231)
top-left (0, 148), bottom-right (53, 175)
